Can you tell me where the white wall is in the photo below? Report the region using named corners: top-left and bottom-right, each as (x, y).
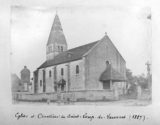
top-left (70, 59), bottom-right (85, 91)
top-left (45, 66), bottom-right (54, 93)
top-left (56, 63), bottom-right (68, 91)
top-left (37, 59), bottom-right (85, 93)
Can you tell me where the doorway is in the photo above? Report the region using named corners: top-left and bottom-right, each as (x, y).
top-left (58, 79), bottom-right (66, 92)
top-left (103, 81), bottom-right (110, 89)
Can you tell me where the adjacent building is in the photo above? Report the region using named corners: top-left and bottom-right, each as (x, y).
top-left (12, 66), bottom-right (31, 93)
top-left (21, 66), bottom-right (31, 92)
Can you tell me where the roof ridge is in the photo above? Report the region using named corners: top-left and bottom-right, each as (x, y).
top-left (67, 40), bottom-right (99, 52)
top-left (51, 40), bottom-right (99, 59)
top-left (82, 35), bottom-right (109, 57)
top-left (38, 40), bottom-right (99, 69)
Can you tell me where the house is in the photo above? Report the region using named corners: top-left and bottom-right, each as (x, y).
top-left (32, 13), bottom-right (126, 101)
top-left (11, 66), bottom-right (32, 93)
top-left (20, 66), bottom-right (31, 92)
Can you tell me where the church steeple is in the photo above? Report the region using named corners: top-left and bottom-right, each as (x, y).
top-left (46, 13), bottom-right (67, 61)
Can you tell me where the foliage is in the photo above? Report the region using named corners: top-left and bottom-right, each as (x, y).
top-left (135, 74), bottom-right (148, 89)
top-left (126, 69), bottom-right (135, 84)
top-left (126, 68), bottom-right (148, 89)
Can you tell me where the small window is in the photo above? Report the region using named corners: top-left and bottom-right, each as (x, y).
top-left (40, 80), bottom-right (42, 87)
top-left (49, 70), bottom-right (52, 77)
top-left (61, 68), bottom-right (64, 76)
top-left (58, 46), bottom-right (60, 51)
top-left (106, 60), bottom-right (109, 65)
top-left (76, 65), bottom-right (79, 74)
top-left (61, 46), bottom-right (63, 52)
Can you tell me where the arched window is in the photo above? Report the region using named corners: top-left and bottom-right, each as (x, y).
top-left (76, 65), bottom-right (79, 74)
top-left (49, 70), bottom-right (52, 77)
top-left (61, 68), bottom-right (64, 76)
top-left (106, 60), bottom-right (110, 65)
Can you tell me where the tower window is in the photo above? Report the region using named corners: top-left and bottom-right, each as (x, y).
top-left (61, 68), bottom-right (64, 76)
top-left (49, 70), bottom-right (52, 77)
top-left (76, 65), bottom-right (79, 74)
top-left (61, 46), bottom-right (63, 52)
top-left (106, 60), bottom-right (110, 65)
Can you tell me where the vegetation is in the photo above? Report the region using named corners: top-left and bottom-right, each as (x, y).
top-left (126, 68), bottom-right (149, 93)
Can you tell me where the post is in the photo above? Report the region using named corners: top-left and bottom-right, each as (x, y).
top-left (137, 85), bottom-right (142, 99)
top-left (145, 61), bottom-right (151, 92)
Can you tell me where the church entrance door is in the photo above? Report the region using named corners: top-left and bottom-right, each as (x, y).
top-left (58, 79), bottom-right (66, 92)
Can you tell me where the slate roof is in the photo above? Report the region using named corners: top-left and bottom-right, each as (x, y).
top-left (47, 30), bottom-right (67, 45)
top-left (21, 66), bottom-right (30, 74)
top-left (47, 14), bottom-right (67, 45)
top-left (38, 40), bottom-right (99, 69)
top-left (99, 64), bottom-right (126, 82)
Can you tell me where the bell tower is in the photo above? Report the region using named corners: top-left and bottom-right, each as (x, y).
top-left (46, 13), bottom-right (67, 61)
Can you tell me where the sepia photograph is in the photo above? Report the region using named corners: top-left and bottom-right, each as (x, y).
top-left (1, 0), bottom-right (159, 125)
top-left (11, 1), bottom-right (152, 106)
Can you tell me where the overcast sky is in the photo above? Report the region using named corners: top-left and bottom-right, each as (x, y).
top-left (11, 0), bottom-right (151, 77)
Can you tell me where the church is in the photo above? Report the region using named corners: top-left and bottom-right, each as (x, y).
top-left (32, 13), bottom-right (127, 101)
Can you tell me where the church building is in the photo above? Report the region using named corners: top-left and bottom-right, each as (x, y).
top-left (33, 13), bottom-right (126, 101)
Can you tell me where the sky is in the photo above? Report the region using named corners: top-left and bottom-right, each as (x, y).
top-left (10, 0), bottom-right (151, 77)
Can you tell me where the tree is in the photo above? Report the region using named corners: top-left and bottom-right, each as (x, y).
top-left (126, 68), bottom-right (134, 84)
top-left (136, 74), bottom-right (148, 89)
top-left (126, 69), bottom-right (137, 95)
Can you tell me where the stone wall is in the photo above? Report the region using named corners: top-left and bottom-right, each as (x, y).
top-left (56, 63), bottom-right (68, 91)
top-left (13, 90), bottom-right (116, 102)
top-left (45, 66), bottom-right (54, 92)
top-left (37, 59), bottom-right (85, 93)
top-left (85, 37), bottom-right (126, 90)
top-left (69, 59), bottom-right (85, 91)
top-left (38, 69), bottom-right (43, 93)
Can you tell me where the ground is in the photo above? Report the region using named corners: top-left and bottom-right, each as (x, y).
top-left (14, 99), bottom-right (151, 106)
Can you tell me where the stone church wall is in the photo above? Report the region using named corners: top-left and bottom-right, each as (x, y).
top-left (38, 69), bottom-right (43, 93)
top-left (45, 66), bottom-right (54, 93)
top-left (69, 59), bottom-right (85, 91)
top-left (85, 37), bottom-right (126, 90)
top-left (56, 63), bottom-right (68, 91)
top-left (85, 40), bottom-right (108, 90)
